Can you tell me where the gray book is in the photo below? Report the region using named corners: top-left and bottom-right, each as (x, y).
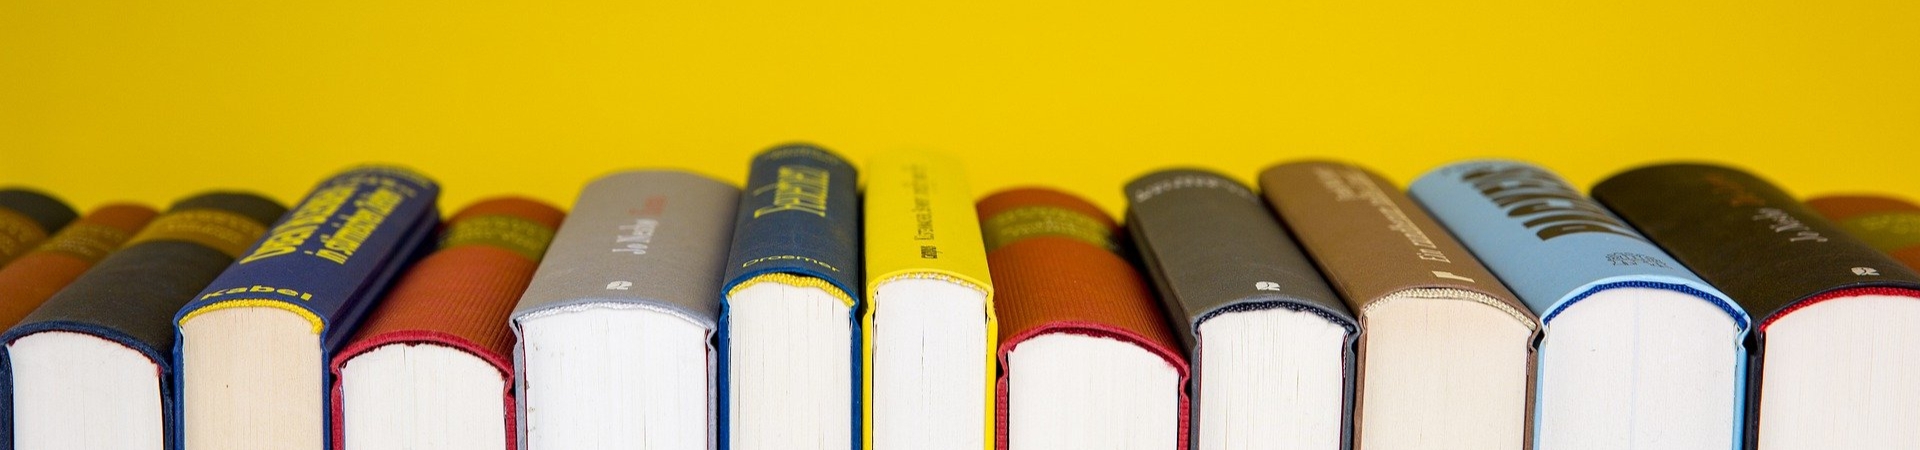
top-left (510, 170), bottom-right (739, 450)
top-left (1124, 168), bottom-right (1357, 450)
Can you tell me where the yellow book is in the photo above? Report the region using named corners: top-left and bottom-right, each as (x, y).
top-left (862, 151), bottom-right (997, 450)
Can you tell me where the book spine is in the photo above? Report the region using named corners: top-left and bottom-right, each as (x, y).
top-left (1, 192), bottom-right (283, 450)
top-left (1591, 163), bottom-right (1920, 328)
top-left (0, 188), bottom-right (78, 266)
top-left (0, 204), bottom-right (158, 329)
top-left (1125, 168), bottom-right (1356, 351)
top-left (1409, 160), bottom-right (1741, 324)
top-left (978, 187), bottom-right (1189, 450)
top-left (331, 197), bottom-right (564, 450)
top-left (175, 165), bottom-right (440, 350)
top-left (860, 151), bottom-right (995, 450)
top-left (1807, 195), bottom-right (1920, 272)
top-left (1261, 161), bottom-right (1534, 325)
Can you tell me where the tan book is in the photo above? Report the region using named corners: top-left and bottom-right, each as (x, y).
top-left (1262, 161), bottom-right (1538, 450)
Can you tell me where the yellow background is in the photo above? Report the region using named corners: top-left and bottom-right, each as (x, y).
top-left (4, 2), bottom-right (1917, 214)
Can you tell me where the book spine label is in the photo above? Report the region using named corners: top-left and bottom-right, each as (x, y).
top-left (1263, 161), bottom-right (1534, 325)
top-left (0, 207), bottom-right (52, 264)
top-left (1409, 161), bottom-right (1737, 322)
top-left (860, 151), bottom-right (997, 450)
top-left (1591, 164), bottom-right (1920, 326)
top-left (1125, 168), bottom-right (1355, 350)
top-left (176, 166), bottom-right (440, 348)
top-left (511, 171), bottom-right (739, 329)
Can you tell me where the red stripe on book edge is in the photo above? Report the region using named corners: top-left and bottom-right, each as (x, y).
top-left (1758, 286), bottom-right (1920, 333)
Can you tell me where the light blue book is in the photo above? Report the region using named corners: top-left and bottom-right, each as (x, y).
top-left (1410, 160), bottom-right (1750, 450)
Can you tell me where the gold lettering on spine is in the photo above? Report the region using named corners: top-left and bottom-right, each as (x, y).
top-left (752, 165), bottom-right (831, 218)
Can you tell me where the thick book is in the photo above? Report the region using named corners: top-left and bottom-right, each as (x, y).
top-left (861, 151), bottom-right (996, 450)
top-left (1592, 163), bottom-right (1920, 450)
top-left (979, 187), bottom-right (1188, 450)
top-left (1807, 195), bottom-right (1920, 271)
top-left (1123, 168), bottom-right (1355, 450)
top-left (719, 144), bottom-right (863, 450)
top-left (0, 188), bottom-right (79, 267)
top-left (0, 204), bottom-right (159, 329)
top-left (174, 166), bottom-right (439, 450)
top-left (509, 170), bottom-right (739, 450)
top-left (1411, 160), bottom-right (1751, 450)
top-left (331, 197), bottom-right (565, 450)
top-left (1262, 161), bottom-right (1537, 450)
top-left (1, 192), bottom-right (284, 450)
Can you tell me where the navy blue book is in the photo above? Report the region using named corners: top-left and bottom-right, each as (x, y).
top-left (171, 166), bottom-right (439, 450)
top-left (718, 144), bottom-right (863, 450)
top-left (1, 192), bottom-right (285, 450)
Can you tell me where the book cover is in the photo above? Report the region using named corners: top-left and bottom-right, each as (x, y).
top-left (508, 169), bottom-right (739, 448)
top-left (861, 150), bottom-right (996, 450)
top-left (330, 197), bottom-right (565, 450)
top-left (0, 188), bottom-right (79, 267)
top-left (1590, 164), bottom-right (1920, 330)
top-left (0, 203), bottom-right (159, 329)
top-left (1262, 160), bottom-right (1539, 449)
top-left (0, 192), bottom-right (284, 450)
top-left (979, 187), bottom-right (1189, 450)
top-left (173, 165), bottom-right (440, 450)
top-left (718, 144), bottom-right (863, 450)
top-left (1807, 195), bottom-right (1920, 271)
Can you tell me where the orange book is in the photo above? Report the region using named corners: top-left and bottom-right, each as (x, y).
top-left (328, 197), bottom-right (565, 450)
top-left (978, 187), bottom-right (1188, 450)
top-left (0, 203), bottom-right (158, 329)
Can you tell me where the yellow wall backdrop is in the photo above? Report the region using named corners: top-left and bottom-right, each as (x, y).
top-left (4, 2), bottom-right (1917, 215)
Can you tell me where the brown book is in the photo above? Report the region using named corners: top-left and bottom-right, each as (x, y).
top-left (1807, 194), bottom-right (1920, 272)
top-left (979, 187), bottom-right (1188, 450)
top-left (1262, 161), bottom-right (1536, 450)
top-left (0, 204), bottom-right (159, 329)
top-left (0, 188), bottom-right (79, 267)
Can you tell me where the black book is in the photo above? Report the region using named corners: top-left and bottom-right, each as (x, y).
top-left (1592, 163), bottom-right (1920, 450)
top-left (1124, 168), bottom-right (1356, 450)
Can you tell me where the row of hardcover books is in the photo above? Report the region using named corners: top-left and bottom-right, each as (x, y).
top-left (0, 145), bottom-right (1916, 450)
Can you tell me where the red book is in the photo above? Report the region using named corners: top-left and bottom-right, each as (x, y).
top-left (977, 188), bottom-right (1189, 450)
top-left (0, 203), bottom-right (157, 329)
top-left (328, 197), bottom-right (565, 450)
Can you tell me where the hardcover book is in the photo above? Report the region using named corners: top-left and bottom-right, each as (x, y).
top-left (1592, 163), bottom-right (1920, 450)
top-left (861, 151), bottom-right (995, 450)
top-left (1807, 194), bottom-right (1920, 271)
top-left (1123, 168), bottom-right (1355, 450)
top-left (0, 204), bottom-right (158, 329)
top-left (0, 188), bottom-right (79, 267)
top-left (510, 170), bottom-right (739, 450)
top-left (332, 197), bottom-right (565, 450)
top-left (2, 192), bottom-right (284, 450)
top-left (719, 144), bottom-right (863, 450)
top-left (1411, 160), bottom-right (1751, 450)
top-left (174, 166), bottom-right (439, 450)
top-left (979, 187), bottom-right (1188, 450)
top-left (1262, 161), bottom-right (1537, 450)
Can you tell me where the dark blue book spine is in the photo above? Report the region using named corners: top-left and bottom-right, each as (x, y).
top-left (717, 144), bottom-right (863, 450)
top-left (169, 166), bottom-right (438, 450)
